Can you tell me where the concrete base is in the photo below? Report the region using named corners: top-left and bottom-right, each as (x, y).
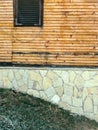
top-left (0, 67), bottom-right (98, 122)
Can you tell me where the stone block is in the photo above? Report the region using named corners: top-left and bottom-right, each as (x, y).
top-left (61, 95), bottom-right (72, 105)
top-left (29, 71), bottom-right (42, 81)
top-left (69, 71), bottom-right (76, 83)
top-left (43, 77), bottom-right (52, 90)
top-left (51, 95), bottom-right (60, 104)
top-left (45, 87), bottom-right (56, 99)
top-left (72, 97), bottom-right (82, 107)
top-left (27, 89), bottom-right (39, 97)
top-left (55, 86), bottom-right (64, 97)
top-left (61, 71), bottom-right (69, 83)
top-left (82, 71), bottom-right (90, 80)
top-left (84, 96), bottom-right (93, 113)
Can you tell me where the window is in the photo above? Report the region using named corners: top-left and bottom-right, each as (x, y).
top-left (14, 0), bottom-right (43, 26)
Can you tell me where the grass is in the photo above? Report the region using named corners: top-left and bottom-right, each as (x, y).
top-left (0, 88), bottom-right (98, 130)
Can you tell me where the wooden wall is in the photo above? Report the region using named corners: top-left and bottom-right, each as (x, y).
top-left (1, 0), bottom-right (98, 66)
top-left (0, 0), bottom-right (13, 63)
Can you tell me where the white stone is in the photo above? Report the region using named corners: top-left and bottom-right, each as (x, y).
top-left (72, 97), bottom-right (82, 107)
top-left (2, 71), bottom-right (8, 77)
top-left (8, 70), bottom-right (14, 81)
top-left (28, 81), bottom-right (34, 89)
top-left (82, 71), bottom-right (90, 80)
top-left (70, 106), bottom-right (83, 115)
top-left (0, 71), bottom-right (3, 80)
top-left (53, 70), bottom-right (62, 75)
top-left (61, 71), bottom-right (69, 83)
top-left (94, 106), bottom-right (98, 114)
top-left (33, 81), bottom-right (42, 90)
top-left (93, 95), bottom-right (98, 105)
top-left (61, 95), bottom-right (72, 105)
top-left (40, 91), bottom-right (47, 100)
top-left (51, 95), bottom-right (60, 104)
top-left (0, 81), bottom-right (4, 88)
top-left (58, 101), bottom-right (71, 110)
top-left (45, 87), bottom-right (56, 99)
top-left (12, 79), bottom-right (19, 90)
top-left (84, 80), bottom-right (98, 88)
top-left (40, 70), bottom-right (47, 77)
top-left (64, 85), bottom-right (73, 96)
top-left (18, 79), bottom-right (25, 87)
top-left (15, 72), bottom-right (21, 80)
top-left (27, 89), bottom-right (39, 97)
top-left (84, 96), bottom-right (93, 113)
top-left (52, 77), bottom-right (63, 87)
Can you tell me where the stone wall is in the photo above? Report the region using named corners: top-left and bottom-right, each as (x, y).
top-left (0, 67), bottom-right (98, 122)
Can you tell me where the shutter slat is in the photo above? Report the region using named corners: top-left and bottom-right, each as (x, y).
top-left (16, 0), bottom-right (42, 26)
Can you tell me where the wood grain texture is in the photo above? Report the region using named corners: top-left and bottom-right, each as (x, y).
top-left (1, 0), bottom-right (98, 66)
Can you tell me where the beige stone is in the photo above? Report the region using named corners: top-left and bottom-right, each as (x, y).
top-left (3, 78), bottom-right (12, 88)
top-left (87, 87), bottom-right (98, 95)
top-left (74, 75), bottom-right (84, 88)
top-left (47, 70), bottom-right (58, 80)
top-left (19, 86), bottom-right (27, 93)
top-left (69, 71), bottom-right (76, 83)
top-left (84, 96), bottom-right (93, 113)
top-left (55, 86), bottom-right (64, 97)
top-left (29, 71), bottom-right (42, 81)
top-left (73, 87), bottom-right (78, 97)
top-left (43, 77), bottom-right (52, 90)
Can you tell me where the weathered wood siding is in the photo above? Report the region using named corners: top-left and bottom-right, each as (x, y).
top-left (0, 0), bottom-right (13, 63)
top-left (1, 0), bottom-right (98, 66)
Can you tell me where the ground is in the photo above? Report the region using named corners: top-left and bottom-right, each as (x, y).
top-left (0, 88), bottom-right (98, 130)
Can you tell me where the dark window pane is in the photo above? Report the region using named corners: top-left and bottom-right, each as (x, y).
top-left (14, 0), bottom-right (43, 26)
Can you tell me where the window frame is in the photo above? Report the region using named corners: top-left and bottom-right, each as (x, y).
top-left (13, 0), bottom-right (44, 27)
